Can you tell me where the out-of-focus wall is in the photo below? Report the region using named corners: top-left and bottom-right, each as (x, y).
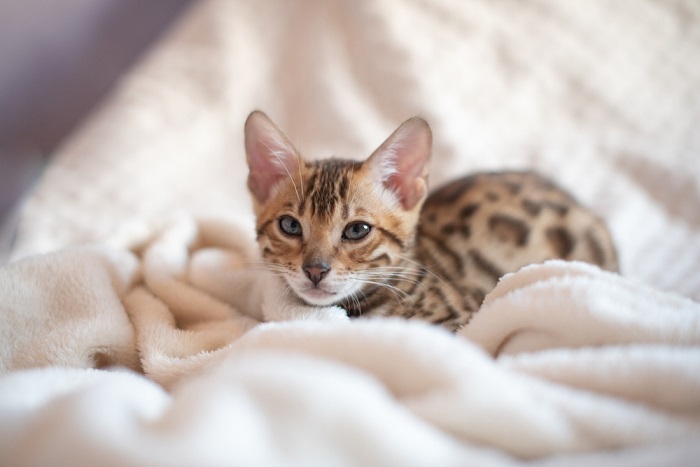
top-left (0, 0), bottom-right (193, 228)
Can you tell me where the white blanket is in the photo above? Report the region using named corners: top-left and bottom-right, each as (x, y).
top-left (3, 0), bottom-right (700, 465)
top-left (2, 217), bottom-right (700, 465)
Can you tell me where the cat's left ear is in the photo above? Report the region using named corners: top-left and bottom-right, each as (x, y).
top-left (367, 117), bottom-right (432, 210)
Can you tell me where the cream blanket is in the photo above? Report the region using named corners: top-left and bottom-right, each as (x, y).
top-left (3, 0), bottom-right (700, 465)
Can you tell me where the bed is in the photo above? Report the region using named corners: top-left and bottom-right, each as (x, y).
top-left (2, 1), bottom-right (700, 465)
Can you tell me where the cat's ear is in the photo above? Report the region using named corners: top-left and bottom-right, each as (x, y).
top-left (244, 111), bottom-right (301, 204)
top-left (366, 117), bottom-right (432, 210)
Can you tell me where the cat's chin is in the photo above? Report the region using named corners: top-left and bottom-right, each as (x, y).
top-left (295, 287), bottom-right (342, 307)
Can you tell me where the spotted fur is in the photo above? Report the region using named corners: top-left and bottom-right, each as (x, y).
top-left (245, 111), bottom-right (618, 331)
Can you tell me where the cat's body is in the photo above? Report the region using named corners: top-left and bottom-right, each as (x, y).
top-left (244, 112), bottom-right (617, 331)
top-left (343, 171), bottom-right (617, 330)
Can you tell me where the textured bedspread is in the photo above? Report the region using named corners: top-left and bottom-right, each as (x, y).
top-left (2, 0), bottom-right (700, 465)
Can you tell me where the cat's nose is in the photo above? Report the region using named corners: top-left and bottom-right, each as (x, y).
top-left (303, 263), bottom-right (330, 286)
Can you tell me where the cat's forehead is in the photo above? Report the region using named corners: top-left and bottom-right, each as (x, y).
top-left (299, 158), bottom-right (364, 219)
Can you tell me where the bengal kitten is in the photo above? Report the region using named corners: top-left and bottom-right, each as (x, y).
top-left (243, 111), bottom-right (618, 331)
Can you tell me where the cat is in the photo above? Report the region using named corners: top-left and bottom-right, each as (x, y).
top-left (243, 111), bottom-right (618, 331)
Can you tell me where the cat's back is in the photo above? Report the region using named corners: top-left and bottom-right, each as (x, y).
top-left (417, 171), bottom-right (618, 293)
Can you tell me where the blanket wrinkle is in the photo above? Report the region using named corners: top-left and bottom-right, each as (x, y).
top-left (500, 346), bottom-right (700, 415)
top-left (124, 216), bottom-right (260, 387)
top-left (125, 284), bottom-right (253, 389)
top-left (462, 260), bottom-right (700, 356)
top-left (0, 247), bottom-right (141, 373)
top-left (141, 216), bottom-right (238, 326)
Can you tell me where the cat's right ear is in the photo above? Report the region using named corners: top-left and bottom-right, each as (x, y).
top-left (366, 117), bottom-right (432, 210)
top-left (244, 111), bottom-right (301, 204)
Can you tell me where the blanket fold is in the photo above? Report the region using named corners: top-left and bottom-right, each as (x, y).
top-left (462, 261), bottom-right (700, 355)
top-left (0, 247), bottom-right (140, 372)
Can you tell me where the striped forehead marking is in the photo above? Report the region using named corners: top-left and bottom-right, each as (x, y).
top-left (303, 159), bottom-right (362, 218)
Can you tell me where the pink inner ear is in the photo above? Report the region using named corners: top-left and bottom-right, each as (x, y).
top-left (245, 111), bottom-right (300, 203)
top-left (247, 148), bottom-right (286, 203)
top-left (386, 167), bottom-right (428, 210)
top-left (370, 117), bottom-right (432, 210)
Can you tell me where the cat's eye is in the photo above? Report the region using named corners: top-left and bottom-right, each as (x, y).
top-left (343, 222), bottom-right (372, 241)
top-left (279, 215), bottom-right (302, 237)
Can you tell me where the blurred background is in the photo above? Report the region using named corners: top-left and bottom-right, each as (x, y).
top-left (0, 0), bottom-right (193, 228)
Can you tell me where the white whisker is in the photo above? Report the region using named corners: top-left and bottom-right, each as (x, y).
top-left (350, 277), bottom-right (411, 305)
top-left (395, 254), bottom-right (449, 288)
top-left (298, 154), bottom-right (305, 199)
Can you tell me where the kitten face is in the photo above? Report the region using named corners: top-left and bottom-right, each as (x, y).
top-left (253, 159), bottom-right (417, 306)
top-left (244, 111), bottom-right (431, 307)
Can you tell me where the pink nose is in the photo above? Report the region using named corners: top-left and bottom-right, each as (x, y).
top-left (303, 263), bottom-right (330, 286)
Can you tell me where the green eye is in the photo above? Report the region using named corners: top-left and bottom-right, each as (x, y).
top-left (279, 216), bottom-right (302, 236)
top-left (343, 222), bottom-right (372, 241)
